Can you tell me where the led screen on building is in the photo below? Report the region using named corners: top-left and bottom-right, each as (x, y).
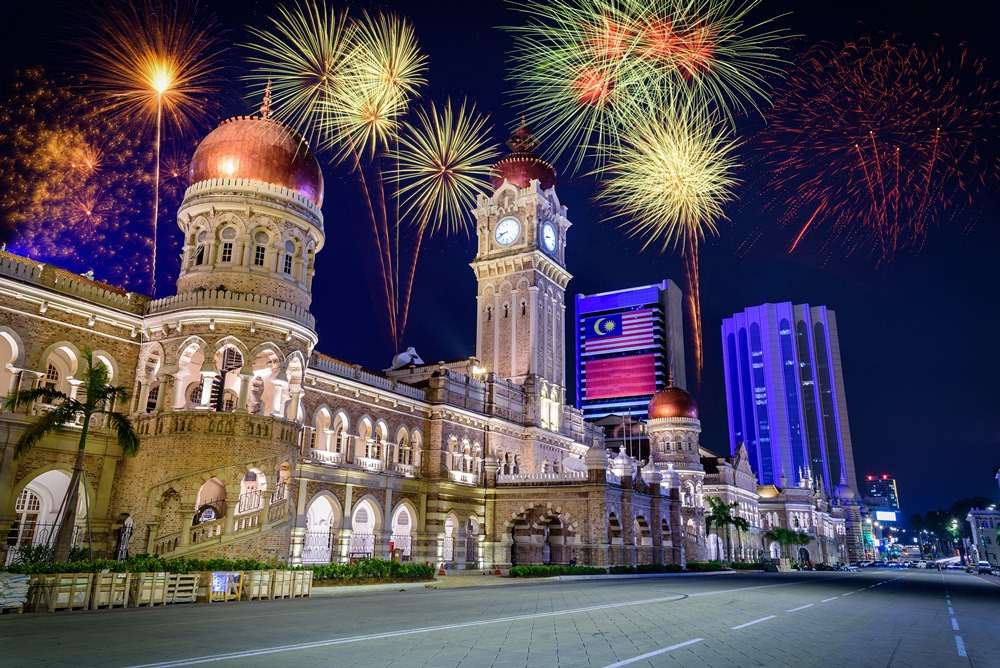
top-left (584, 354), bottom-right (657, 400)
top-left (874, 510), bottom-right (897, 522)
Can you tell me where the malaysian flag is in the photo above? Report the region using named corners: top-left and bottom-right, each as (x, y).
top-left (582, 309), bottom-right (655, 356)
top-left (584, 354), bottom-right (657, 399)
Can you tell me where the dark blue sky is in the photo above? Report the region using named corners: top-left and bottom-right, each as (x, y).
top-left (4, 0), bottom-right (999, 515)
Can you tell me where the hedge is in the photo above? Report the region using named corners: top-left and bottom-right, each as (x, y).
top-left (2, 552), bottom-right (280, 575)
top-left (307, 559), bottom-right (435, 582)
top-left (508, 565), bottom-right (607, 577)
top-left (729, 562), bottom-right (763, 570)
top-left (609, 564), bottom-right (685, 574)
top-left (684, 560), bottom-right (729, 572)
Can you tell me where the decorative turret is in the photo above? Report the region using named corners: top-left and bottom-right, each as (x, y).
top-left (174, 103), bottom-right (326, 312)
top-left (489, 123), bottom-right (557, 191)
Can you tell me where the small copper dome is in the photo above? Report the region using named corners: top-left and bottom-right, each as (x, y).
top-left (647, 385), bottom-right (699, 420)
top-left (189, 116), bottom-right (324, 207)
top-left (489, 124), bottom-right (557, 190)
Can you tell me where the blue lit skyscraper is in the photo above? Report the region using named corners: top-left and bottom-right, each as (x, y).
top-left (721, 303), bottom-right (858, 496)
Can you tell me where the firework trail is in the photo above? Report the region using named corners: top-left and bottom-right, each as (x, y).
top-left (245, 5), bottom-right (495, 352)
top-left (749, 36), bottom-right (998, 263)
top-left (77, 0), bottom-right (227, 296)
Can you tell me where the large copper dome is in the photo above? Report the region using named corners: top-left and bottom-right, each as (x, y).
top-left (647, 385), bottom-right (699, 420)
top-left (489, 124), bottom-right (557, 190)
top-left (189, 116), bottom-right (324, 207)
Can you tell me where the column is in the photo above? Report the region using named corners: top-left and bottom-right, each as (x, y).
top-left (198, 371), bottom-right (216, 408)
top-left (270, 382), bottom-right (288, 417)
top-left (234, 373), bottom-right (250, 413)
top-left (136, 379), bottom-right (151, 414)
top-left (67, 378), bottom-right (82, 401)
top-left (288, 388), bottom-right (303, 421)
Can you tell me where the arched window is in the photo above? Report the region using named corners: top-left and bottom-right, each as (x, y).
top-left (283, 240), bottom-right (296, 275)
top-left (219, 227), bottom-right (237, 263)
top-left (252, 231), bottom-right (268, 267)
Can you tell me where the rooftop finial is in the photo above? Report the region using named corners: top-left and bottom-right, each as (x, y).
top-left (260, 78), bottom-right (273, 119)
top-left (667, 364), bottom-right (675, 387)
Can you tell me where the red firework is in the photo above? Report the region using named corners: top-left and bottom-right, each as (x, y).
top-left (753, 36), bottom-right (998, 262)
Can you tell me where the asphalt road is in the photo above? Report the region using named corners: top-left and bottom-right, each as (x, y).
top-left (2, 569), bottom-right (998, 667)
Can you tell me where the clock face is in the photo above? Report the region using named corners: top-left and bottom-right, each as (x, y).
top-left (542, 223), bottom-right (557, 252)
top-left (495, 217), bottom-right (520, 246)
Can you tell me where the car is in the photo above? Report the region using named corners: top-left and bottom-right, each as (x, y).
top-left (976, 561), bottom-right (993, 574)
top-left (846, 565), bottom-right (860, 572)
top-left (946, 562), bottom-right (964, 571)
top-left (916, 560), bottom-right (928, 569)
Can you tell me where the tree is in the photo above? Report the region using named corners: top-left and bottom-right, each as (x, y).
top-left (705, 497), bottom-right (750, 562)
top-left (764, 527), bottom-right (811, 561)
top-left (7, 349), bottom-right (139, 562)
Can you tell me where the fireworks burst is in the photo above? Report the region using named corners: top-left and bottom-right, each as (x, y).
top-left (245, 1), bottom-right (353, 149)
top-left (78, 0), bottom-right (227, 296)
top-left (506, 0), bottom-right (788, 171)
top-left (0, 69), bottom-right (156, 291)
top-left (599, 97), bottom-right (739, 385)
top-left (751, 36), bottom-right (998, 262)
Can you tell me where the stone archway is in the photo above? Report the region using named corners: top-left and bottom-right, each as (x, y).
top-left (507, 505), bottom-right (579, 566)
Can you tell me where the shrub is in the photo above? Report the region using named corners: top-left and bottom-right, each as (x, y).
top-left (684, 560), bottom-right (728, 572)
top-left (729, 562), bottom-right (763, 570)
top-left (508, 565), bottom-right (606, 577)
top-left (306, 559), bottom-right (435, 582)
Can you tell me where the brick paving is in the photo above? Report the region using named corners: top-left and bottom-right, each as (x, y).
top-left (2, 570), bottom-right (995, 667)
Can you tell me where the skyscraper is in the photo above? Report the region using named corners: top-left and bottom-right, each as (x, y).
top-left (721, 303), bottom-right (858, 496)
top-left (575, 280), bottom-right (685, 420)
top-left (862, 474), bottom-right (901, 511)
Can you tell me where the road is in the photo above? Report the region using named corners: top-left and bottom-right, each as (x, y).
top-left (2, 569), bottom-right (998, 667)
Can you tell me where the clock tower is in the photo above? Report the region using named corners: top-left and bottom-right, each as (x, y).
top-left (471, 125), bottom-right (571, 428)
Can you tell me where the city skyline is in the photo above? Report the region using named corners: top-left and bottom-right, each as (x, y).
top-left (0, 0), bottom-right (997, 515)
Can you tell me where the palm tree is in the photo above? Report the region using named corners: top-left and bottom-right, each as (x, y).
top-left (6, 349), bottom-right (139, 562)
top-left (764, 527), bottom-right (811, 561)
top-left (705, 497), bottom-right (747, 562)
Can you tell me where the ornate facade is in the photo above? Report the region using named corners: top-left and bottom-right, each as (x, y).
top-left (0, 115), bottom-right (850, 569)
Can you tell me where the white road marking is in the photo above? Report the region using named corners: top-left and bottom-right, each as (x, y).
top-left (125, 579), bottom-right (813, 668)
top-left (842, 592), bottom-right (854, 596)
top-left (951, 618), bottom-right (959, 631)
top-left (601, 638), bottom-right (704, 667)
top-left (821, 596), bottom-right (839, 602)
top-left (947, 606), bottom-right (954, 615)
top-left (955, 635), bottom-right (967, 657)
top-left (732, 615), bottom-right (777, 630)
top-left (787, 604), bottom-right (813, 612)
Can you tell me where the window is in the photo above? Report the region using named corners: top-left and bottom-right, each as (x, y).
top-left (195, 245), bottom-right (206, 266)
top-left (283, 254), bottom-right (293, 274)
top-left (284, 240), bottom-right (295, 275)
top-left (253, 231), bottom-right (269, 267)
top-left (221, 242), bottom-right (233, 263)
top-left (254, 245), bottom-right (266, 267)
top-left (145, 385), bottom-right (159, 413)
top-left (44, 363), bottom-right (59, 390)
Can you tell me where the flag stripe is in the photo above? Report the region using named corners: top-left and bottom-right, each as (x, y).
top-left (584, 354), bottom-right (657, 400)
top-left (583, 310), bottom-right (656, 355)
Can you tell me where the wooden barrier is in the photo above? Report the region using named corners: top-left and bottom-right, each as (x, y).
top-left (242, 570), bottom-right (274, 601)
top-left (30, 573), bottom-right (93, 612)
top-left (291, 570), bottom-right (313, 598)
top-left (130, 572), bottom-right (170, 607)
top-left (196, 571), bottom-right (242, 603)
top-left (271, 570), bottom-right (294, 599)
top-left (91, 573), bottom-right (132, 610)
top-left (167, 574), bottom-right (200, 604)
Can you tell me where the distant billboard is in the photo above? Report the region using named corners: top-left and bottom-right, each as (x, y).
top-left (874, 510), bottom-right (898, 522)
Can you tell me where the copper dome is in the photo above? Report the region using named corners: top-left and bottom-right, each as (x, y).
top-left (647, 385), bottom-right (699, 420)
top-left (489, 124), bottom-right (557, 190)
top-left (189, 116), bottom-right (324, 207)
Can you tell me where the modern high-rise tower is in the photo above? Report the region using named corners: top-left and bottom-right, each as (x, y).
top-left (721, 303), bottom-right (858, 496)
top-left (575, 280), bottom-right (686, 420)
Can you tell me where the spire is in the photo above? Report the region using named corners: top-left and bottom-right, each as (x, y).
top-left (667, 364), bottom-right (675, 387)
top-left (260, 79), bottom-right (273, 120)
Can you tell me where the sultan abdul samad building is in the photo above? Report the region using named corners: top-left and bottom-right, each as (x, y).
top-left (0, 109), bottom-right (858, 568)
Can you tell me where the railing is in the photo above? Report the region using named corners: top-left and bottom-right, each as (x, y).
top-left (606, 471), bottom-right (621, 486)
top-left (309, 448), bottom-right (343, 466)
top-left (3, 523), bottom-right (81, 564)
top-left (234, 512), bottom-right (261, 533)
top-left (448, 470), bottom-right (478, 486)
top-left (354, 456), bottom-right (384, 473)
top-left (389, 533), bottom-right (412, 559)
top-left (148, 287), bottom-right (315, 329)
top-left (349, 533), bottom-right (376, 558)
top-left (182, 176), bottom-right (323, 223)
top-left (303, 530), bottom-right (336, 564)
top-left (309, 354), bottom-right (427, 401)
top-left (443, 536), bottom-right (455, 562)
top-left (391, 462), bottom-right (418, 477)
top-left (235, 489), bottom-right (263, 515)
top-left (190, 518), bottom-right (224, 544)
top-left (153, 533), bottom-right (180, 557)
top-left (271, 482), bottom-right (288, 503)
top-left (497, 471), bottom-right (587, 484)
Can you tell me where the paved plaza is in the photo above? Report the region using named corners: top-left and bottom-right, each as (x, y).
top-left (2, 569), bottom-right (998, 667)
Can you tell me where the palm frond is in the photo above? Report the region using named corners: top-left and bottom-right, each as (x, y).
top-left (14, 407), bottom-right (74, 457)
top-left (101, 410), bottom-right (140, 456)
top-left (5, 387), bottom-right (71, 411)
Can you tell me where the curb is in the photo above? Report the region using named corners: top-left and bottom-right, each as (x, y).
top-left (310, 579), bottom-right (438, 596)
top-left (555, 570), bottom-right (757, 581)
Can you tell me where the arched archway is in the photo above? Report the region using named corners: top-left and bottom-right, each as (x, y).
top-left (390, 502), bottom-right (416, 559)
top-left (303, 494), bottom-right (340, 564)
top-left (443, 512), bottom-right (458, 563)
top-left (634, 516), bottom-right (652, 564)
top-left (194, 478), bottom-right (226, 525)
top-left (349, 497), bottom-right (381, 558)
top-left (5, 470), bottom-right (85, 562)
top-left (798, 547), bottom-right (811, 563)
top-left (608, 513), bottom-right (624, 566)
top-left (507, 506), bottom-right (579, 567)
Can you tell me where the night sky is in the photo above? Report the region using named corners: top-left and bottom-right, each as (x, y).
top-left (2, 0), bottom-right (998, 516)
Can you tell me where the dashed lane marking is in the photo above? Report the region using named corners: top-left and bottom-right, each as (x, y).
top-left (601, 638), bottom-right (704, 668)
top-left (947, 606), bottom-right (954, 615)
top-left (951, 618), bottom-right (959, 631)
top-left (956, 636), bottom-right (967, 657)
top-left (787, 604), bottom-right (813, 612)
top-left (732, 615), bottom-right (777, 630)
top-left (821, 596), bottom-right (839, 602)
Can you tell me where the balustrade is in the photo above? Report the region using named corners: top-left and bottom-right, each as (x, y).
top-left (354, 456), bottom-right (384, 473)
top-left (302, 530), bottom-right (336, 564)
top-left (448, 470), bottom-right (478, 486)
top-left (309, 448), bottom-right (343, 465)
top-left (496, 470), bottom-right (586, 484)
top-left (348, 532), bottom-right (376, 558)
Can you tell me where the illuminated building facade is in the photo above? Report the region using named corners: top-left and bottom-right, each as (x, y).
top-left (574, 281), bottom-right (685, 420)
top-left (721, 303), bottom-right (858, 496)
top-left (862, 474), bottom-right (900, 512)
